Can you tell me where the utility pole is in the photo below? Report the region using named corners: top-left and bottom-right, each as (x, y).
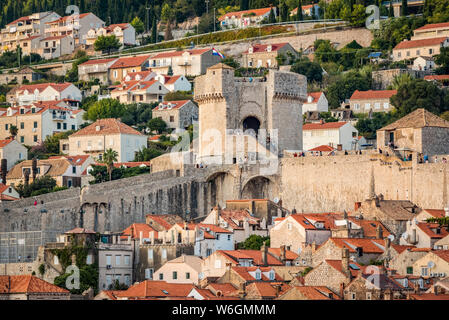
top-left (205, 0), bottom-right (209, 14)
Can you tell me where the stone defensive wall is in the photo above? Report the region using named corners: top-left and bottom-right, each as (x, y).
top-left (1, 153), bottom-right (447, 235)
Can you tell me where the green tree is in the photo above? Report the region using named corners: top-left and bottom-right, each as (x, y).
top-left (435, 47), bottom-right (449, 75)
top-left (198, 12), bottom-right (218, 34)
top-left (9, 125), bottom-right (18, 138)
top-left (164, 91), bottom-right (193, 101)
top-left (268, 8), bottom-right (276, 23)
top-left (314, 39), bottom-right (339, 63)
top-left (102, 148), bottom-right (119, 181)
top-left (161, 3), bottom-right (175, 23)
top-left (237, 235), bottom-right (270, 250)
top-left (401, 0), bottom-right (408, 16)
top-left (390, 73), bottom-right (414, 90)
top-left (291, 59), bottom-right (323, 83)
top-left (85, 99), bottom-right (125, 122)
top-left (280, 1), bottom-right (289, 22)
top-left (147, 117), bottom-right (167, 134)
top-left (43, 130), bottom-right (75, 154)
top-left (94, 35), bottom-right (121, 54)
top-left (221, 57), bottom-right (240, 69)
top-left (151, 16), bottom-right (158, 44)
top-left (15, 175), bottom-right (60, 198)
top-left (134, 147), bottom-right (163, 161)
top-left (427, 0), bottom-right (449, 23)
top-left (390, 79), bottom-right (447, 118)
top-left (326, 71), bottom-right (371, 108)
top-left (131, 16), bottom-right (145, 35)
top-left (296, 0), bottom-right (303, 21)
top-left (441, 111), bottom-right (449, 122)
top-left (350, 4), bottom-right (367, 27)
top-left (389, 1), bottom-right (394, 17)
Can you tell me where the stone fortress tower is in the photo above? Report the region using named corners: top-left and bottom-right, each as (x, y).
top-left (194, 63), bottom-right (307, 164)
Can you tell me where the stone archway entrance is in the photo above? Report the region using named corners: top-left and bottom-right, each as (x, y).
top-left (243, 116), bottom-right (260, 135)
top-left (241, 175), bottom-right (278, 200)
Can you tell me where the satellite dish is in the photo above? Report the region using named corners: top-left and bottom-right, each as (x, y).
top-left (428, 261), bottom-right (435, 269)
top-left (401, 233), bottom-right (408, 239)
top-left (273, 197), bottom-right (279, 204)
top-left (387, 234), bottom-right (395, 241)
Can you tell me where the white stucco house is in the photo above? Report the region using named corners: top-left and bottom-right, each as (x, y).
top-left (302, 121), bottom-right (359, 151)
top-left (11, 83), bottom-right (82, 106)
top-left (412, 56), bottom-right (436, 71)
top-left (194, 224), bottom-right (234, 258)
top-left (154, 74), bottom-right (192, 92)
top-left (0, 139), bottom-right (28, 170)
top-left (302, 92), bottom-right (329, 114)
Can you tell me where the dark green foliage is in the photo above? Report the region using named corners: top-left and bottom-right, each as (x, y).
top-left (296, 0), bottom-right (303, 21)
top-left (390, 79), bottom-right (448, 118)
top-left (221, 57), bottom-right (240, 69)
top-left (120, 102), bottom-right (157, 127)
top-left (435, 47), bottom-right (449, 75)
top-left (319, 112), bottom-right (338, 123)
top-left (43, 130), bottom-right (75, 154)
top-left (89, 164), bottom-right (151, 184)
top-left (401, 0), bottom-right (408, 16)
top-left (198, 12), bottom-right (219, 34)
top-left (355, 112), bottom-right (396, 139)
top-left (291, 59), bottom-right (323, 83)
top-left (237, 235), bottom-right (270, 250)
top-left (326, 71), bottom-right (372, 109)
top-left (164, 91), bottom-right (193, 101)
top-left (268, 7), bottom-right (276, 23)
top-left (94, 35), bottom-right (121, 54)
top-left (147, 117), bottom-right (168, 133)
top-left (135, 146), bottom-right (164, 161)
top-left (16, 175), bottom-right (65, 198)
top-left (85, 98), bottom-right (125, 121)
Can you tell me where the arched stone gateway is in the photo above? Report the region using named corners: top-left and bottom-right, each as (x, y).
top-left (242, 116), bottom-right (261, 135)
top-left (241, 175), bottom-right (280, 201)
top-left (205, 171), bottom-right (236, 208)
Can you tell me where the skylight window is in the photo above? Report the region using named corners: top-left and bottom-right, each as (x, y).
top-left (162, 290), bottom-right (169, 295)
top-left (349, 263), bottom-right (360, 270)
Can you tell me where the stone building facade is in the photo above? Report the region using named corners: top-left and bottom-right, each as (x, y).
top-left (194, 63), bottom-right (306, 163)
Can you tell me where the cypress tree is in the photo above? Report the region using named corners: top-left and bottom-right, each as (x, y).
top-left (401, 0), bottom-right (408, 16)
top-left (389, 1), bottom-right (394, 17)
top-left (240, 0), bottom-right (249, 11)
top-left (151, 16), bottom-right (157, 43)
top-left (296, 0), bottom-right (303, 21)
top-left (280, 2), bottom-right (288, 22)
top-left (268, 8), bottom-right (276, 23)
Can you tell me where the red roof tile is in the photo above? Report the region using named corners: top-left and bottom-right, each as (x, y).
top-left (0, 138), bottom-right (14, 148)
top-left (308, 145), bottom-right (335, 152)
top-left (423, 209), bottom-right (446, 218)
top-left (415, 22), bottom-right (449, 31)
top-left (219, 7), bottom-right (273, 21)
top-left (46, 13), bottom-right (91, 24)
top-left (115, 280), bottom-right (193, 298)
top-left (153, 100), bottom-right (190, 111)
top-left (219, 250), bottom-right (284, 266)
top-left (305, 92), bottom-right (323, 104)
top-left (79, 58), bottom-right (118, 66)
top-left (0, 275), bottom-right (69, 294)
top-left (394, 37), bottom-right (448, 50)
top-left (109, 55), bottom-right (151, 69)
top-left (302, 122), bottom-right (347, 130)
top-left (243, 43), bottom-right (289, 54)
top-left (329, 238), bottom-right (386, 254)
top-left (70, 118), bottom-right (144, 137)
top-left (288, 286), bottom-right (339, 300)
top-left (150, 49), bottom-right (211, 60)
top-left (121, 223), bottom-right (157, 240)
top-left (65, 227), bottom-right (96, 234)
top-left (417, 223), bottom-right (449, 239)
top-left (16, 82), bottom-right (73, 94)
top-left (424, 75), bottom-right (449, 81)
top-left (350, 89), bottom-right (397, 100)
top-left (231, 266), bottom-right (284, 281)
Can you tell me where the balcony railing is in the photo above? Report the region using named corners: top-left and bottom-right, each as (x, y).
top-left (52, 114), bottom-right (67, 120)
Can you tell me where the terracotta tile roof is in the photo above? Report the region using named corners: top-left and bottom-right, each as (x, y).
top-left (106, 23), bottom-right (130, 31)
top-left (146, 215), bottom-right (182, 231)
top-left (379, 108), bottom-right (449, 131)
top-left (168, 255), bottom-right (202, 272)
top-left (48, 155), bottom-right (91, 166)
top-left (16, 82), bottom-right (72, 94)
top-left (0, 194), bottom-right (20, 201)
top-left (206, 283), bottom-right (239, 297)
top-left (350, 89), bottom-right (397, 100)
top-left (0, 184), bottom-right (12, 194)
top-left (109, 55), bottom-right (151, 69)
top-left (394, 37), bottom-right (448, 50)
top-left (417, 223), bottom-right (449, 239)
top-left (347, 218), bottom-right (392, 238)
top-left (164, 75), bottom-right (181, 85)
top-left (304, 92), bottom-right (323, 104)
top-left (79, 58), bottom-right (118, 66)
top-left (246, 282), bottom-right (290, 298)
top-left (219, 250), bottom-right (283, 266)
top-left (302, 122), bottom-right (347, 130)
top-left (329, 238), bottom-right (386, 254)
top-left (390, 244), bottom-right (416, 254)
top-left (153, 100), bottom-right (190, 111)
top-left (291, 5), bottom-right (315, 14)
top-left (98, 290), bottom-right (121, 300)
top-left (360, 273), bottom-right (404, 290)
top-left (7, 158), bottom-right (72, 180)
top-left (218, 209), bottom-right (261, 230)
top-left (0, 275), bottom-right (69, 294)
top-left (41, 35), bottom-right (71, 41)
top-left (243, 43), bottom-right (289, 54)
top-left (46, 13), bottom-right (91, 24)
top-left (423, 209), bottom-right (446, 218)
top-left (219, 7), bottom-right (273, 21)
top-left (65, 227), bottom-right (96, 234)
top-left (121, 223), bottom-right (157, 240)
top-left (424, 75), bottom-right (449, 81)
top-left (115, 280), bottom-right (193, 298)
top-left (70, 118), bottom-right (144, 137)
top-left (7, 16), bottom-right (32, 26)
top-left (268, 248), bottom-right (299, 260)
top-left (415, 22), bottom-right (449, 31)
top-left (150, 49), bottom-right (211, 60)
top-left (308, 145), bottom-right (335, 152)
top-left (231, 266), bottom-right (284, 281)
top-left (433, 250), bottom-right (449, 264)
top-left (288, 286), bottom-right (339, 300)
top-left (125, 70), bottom-right (154, 80)
top-left (0, 138), bottom-right (14, 148)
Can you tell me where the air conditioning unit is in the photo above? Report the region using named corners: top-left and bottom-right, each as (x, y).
top-left (106, 265), bottom-right (112, 269)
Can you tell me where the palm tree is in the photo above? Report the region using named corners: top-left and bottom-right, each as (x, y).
top-left (102, 148), bottom-right (118, 181)
top-left (9, 125), bottom-right (18, 139)
top-left (391, 73), bottom-right (413, 90)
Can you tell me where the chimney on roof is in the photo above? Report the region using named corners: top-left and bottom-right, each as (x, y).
top-left (342, 247), bottom-right (351, 279)
top-left (385, 237), bottom-right (391, 249)
top-left (340, 282), bottom-right (345, 299)
top-left (280, 244), bottom-right (286, 262)
top-left (275, 284), bottom-right (282, 297)
top-left (376, 225), bottom-right (383, 239)
top-left (343, 210), bottom-right (348, 219)
top-left (261, 242), bottom-right (268, 267)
